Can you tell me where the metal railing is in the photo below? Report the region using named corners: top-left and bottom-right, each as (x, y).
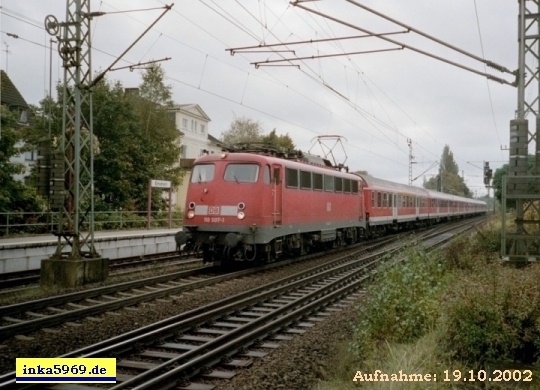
top-left (0, 210), bottom-right (183, 237)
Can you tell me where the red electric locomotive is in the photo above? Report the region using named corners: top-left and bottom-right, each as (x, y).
top-left (175, 147), bottom-right (366, 263)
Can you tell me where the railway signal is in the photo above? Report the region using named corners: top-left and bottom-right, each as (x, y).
top-left (483, 162), bottom-right (492, 187)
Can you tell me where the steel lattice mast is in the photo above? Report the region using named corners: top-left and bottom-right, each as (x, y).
top-left (45, 0), bottom-right (99, 261)
top-left (502, 0), bottom-right (540, 261)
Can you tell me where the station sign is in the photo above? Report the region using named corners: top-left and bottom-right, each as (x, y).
top-left (150, 179), bottom-right (171, 189)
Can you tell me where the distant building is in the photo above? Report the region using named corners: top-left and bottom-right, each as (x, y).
top-left (168, 104), bottom-right (222, 209)
top-left (0, 70), bottom-right (33, 182)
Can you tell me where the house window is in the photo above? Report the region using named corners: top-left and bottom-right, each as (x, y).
top-left (200, 124), bottom-right (205, 134)
top-left (24, 150), bottom-right (36, 161)
top-left (180, 145), bottom-right (187, 159)
top-left (18, 109), bottom-right (28, 124)
top-left (182, 118), bottom-right (188, 130)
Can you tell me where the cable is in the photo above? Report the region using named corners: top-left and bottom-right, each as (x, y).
top-left (472, 0), bottom-right (504, 149)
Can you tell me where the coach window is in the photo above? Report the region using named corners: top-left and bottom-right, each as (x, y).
top-left (334, 177), bottom-right (343, 192)
top-left (377, 192), bottom-right (382, 207)
top-left (300, 170), bottom-right (312, 189)
top-left (286, 168), bottom-right (299, 188)
top-left (313, 173), bottom-right (323, 190)
top-left (191, 164), bottom-right (215, 183)
top-left (352, 180), bottom-right (358, 193)
top-left (389, 193), bottom-right (393, 207)
top-left (324, 174), bottom-right (334, 192)
top-left (371, 191), bottom-right (375, 208)
top-left (224, 164), bottom-right (259, 183)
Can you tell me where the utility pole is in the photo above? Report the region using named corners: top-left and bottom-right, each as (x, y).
top-left (408, 138), bottom-right (414, 185)
top-left (41, 0), bottom-right (107, 287)
top-left (3, 42), bottom-right (10, 73)
top-left (502, 0), bottom-right (540, 262)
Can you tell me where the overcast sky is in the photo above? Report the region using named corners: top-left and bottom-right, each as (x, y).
top-left (1, 0), bottom-right (520, 197)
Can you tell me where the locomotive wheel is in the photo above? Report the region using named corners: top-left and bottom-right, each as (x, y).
top-left (202, 246), bottom-right (214, 263)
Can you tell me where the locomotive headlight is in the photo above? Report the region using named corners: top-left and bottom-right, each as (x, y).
top-left (187, 210), bottom-right (195, 219)
top-left (237, 211), bottom-right (245, 220)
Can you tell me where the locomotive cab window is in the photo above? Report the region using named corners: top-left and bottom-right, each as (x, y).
top-left (191, 164), bottom-right (215, 183)
top-left (224, 164), bottom-right (259, 183)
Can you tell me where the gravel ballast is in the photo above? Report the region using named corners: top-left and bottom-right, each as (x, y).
top-left (0, 256), bottom-right (361, 375)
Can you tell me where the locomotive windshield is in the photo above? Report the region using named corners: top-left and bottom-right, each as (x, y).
top-left (191, 164), bottom-right (215, 183)
top-left (224, 163), bottom-right (259, 183)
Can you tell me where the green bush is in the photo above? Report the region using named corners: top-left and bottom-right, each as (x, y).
top-left (350, 246), bottom-right (446, 359)
top-left (471, 222), bottom-right (502, 255)
top-left (439, 262), bottom-right (540, 367)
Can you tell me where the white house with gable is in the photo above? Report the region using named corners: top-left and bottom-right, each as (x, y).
top-left (168, 103), bottom-right (222, 209)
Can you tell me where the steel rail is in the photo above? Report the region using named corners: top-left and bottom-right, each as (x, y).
top-left (0, 218), bottom-right (484, 389)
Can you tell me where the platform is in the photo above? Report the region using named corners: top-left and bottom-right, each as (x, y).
top-left (0, 229), bottom-right (180, 274)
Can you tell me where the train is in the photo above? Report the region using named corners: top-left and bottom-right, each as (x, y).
top-left (175, 146), bottom-right (487, 263)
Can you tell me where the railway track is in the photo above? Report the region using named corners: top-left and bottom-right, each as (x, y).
top-left (0, 233), bottom-right (402, 342)
top-left (0, 217), bottom-right (483, 389)
top-left (0, 252), bottom-right (199, 290)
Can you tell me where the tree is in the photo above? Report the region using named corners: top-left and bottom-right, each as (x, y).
top-left (90, 69), bottom-right (181, 211)
top-left (0, 106), bottom-right (43, 215)
top-left (138, 63), bottom-right (173, 106)
top-left (26, 70), bottom-right (182, 212)
top-left (262, 129), bottom-right (295, 150)
top-left (423, 145), bottom-right (471, 196)
top-left (221, 116), bottom-right (264, 145)
top-left (221, 117), bottom-right (297, 152)
top-left (130, 65), bottom-right (182, 210)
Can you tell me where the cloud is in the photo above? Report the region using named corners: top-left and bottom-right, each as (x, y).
top-left (1, 0), bottom-right (519, 196)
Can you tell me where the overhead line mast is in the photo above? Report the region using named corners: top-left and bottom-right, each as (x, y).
top-left (502, 0), bottom-right (540, 262)
top-left (41, 1), bottom-right (173, 287)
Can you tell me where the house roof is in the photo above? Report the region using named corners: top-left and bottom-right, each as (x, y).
top-left (207, 133), bottom-right (221, 145)
top-left (0, 70), bottom-right (29, 109)
top-left (170, 103), bottom-right (211, 122)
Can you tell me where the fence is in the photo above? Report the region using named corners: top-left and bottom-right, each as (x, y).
top-left (0, 210), bottom-right (183, 237)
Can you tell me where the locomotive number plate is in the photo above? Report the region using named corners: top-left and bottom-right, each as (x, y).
top-left (204, 217), bottom-right (225, 223)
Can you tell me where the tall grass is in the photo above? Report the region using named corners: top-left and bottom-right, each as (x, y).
top-left (315, 220), bottom-right (540, 389)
